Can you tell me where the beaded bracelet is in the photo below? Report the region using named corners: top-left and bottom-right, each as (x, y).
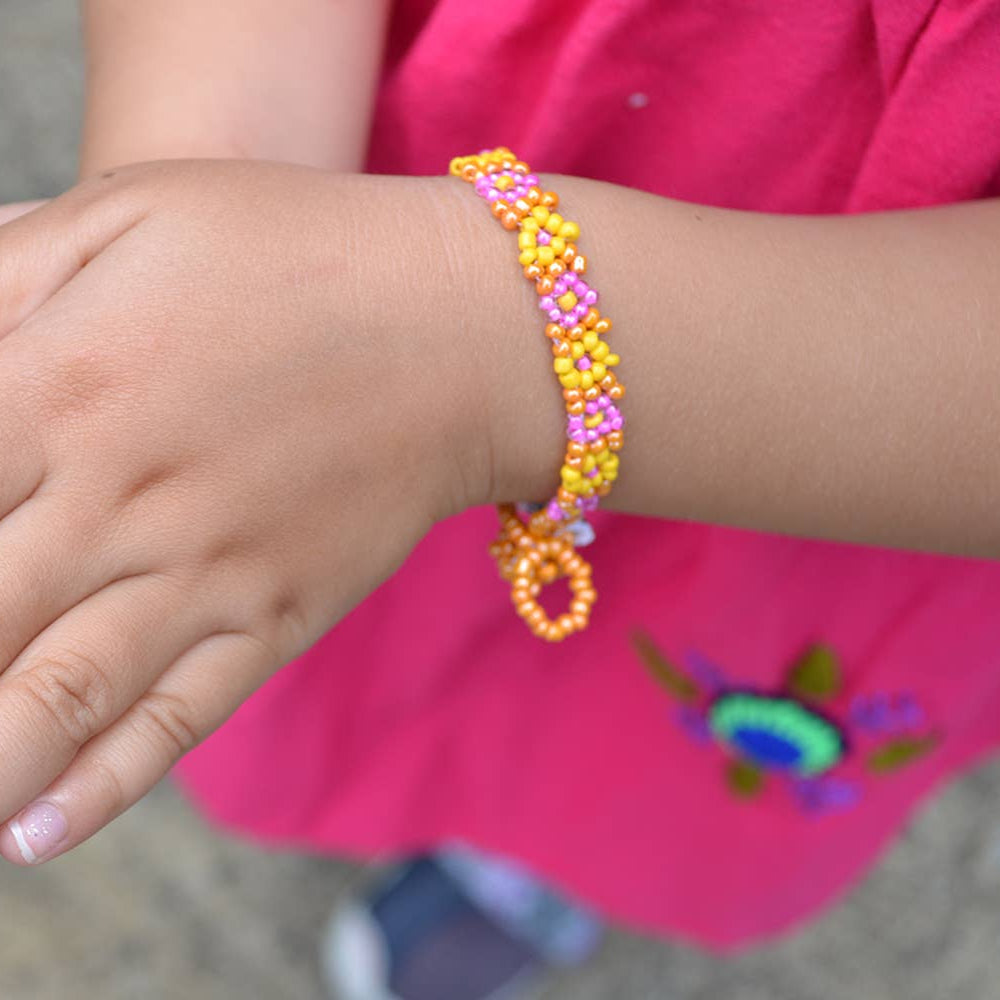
top-left (449, 148), bottom-right (625, 642)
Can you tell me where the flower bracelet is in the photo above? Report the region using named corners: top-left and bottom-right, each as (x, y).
top-left (449, 148), bottom-right (625, 642)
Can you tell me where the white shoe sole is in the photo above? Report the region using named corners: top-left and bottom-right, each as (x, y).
top-left (321, 901), bottom-right (401, 1000)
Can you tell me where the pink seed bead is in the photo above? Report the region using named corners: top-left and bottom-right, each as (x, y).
top-left (584, 290), bottom-right (599, 305)
top-left (585, 402), bottom-right (599, 414)
top-left (538, 296), bottom-right (555, 310)
top-left (549, 308), bottom-right (564, 322)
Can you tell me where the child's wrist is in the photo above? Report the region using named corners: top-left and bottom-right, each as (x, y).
top-left (419, 175), bottom-right (567, 515)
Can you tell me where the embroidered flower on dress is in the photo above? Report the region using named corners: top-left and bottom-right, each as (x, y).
top-left (630, 634), bottom-right (940, 817)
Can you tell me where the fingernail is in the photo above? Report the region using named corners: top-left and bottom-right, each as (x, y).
top-left (9, 802), bottom-right (68, 864)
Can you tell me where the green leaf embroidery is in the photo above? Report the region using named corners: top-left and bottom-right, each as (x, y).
top-left (867, 735), bottom-right (939, 774)
top-left (629, 630), bottom-right (699, 703)
top-left (787, 645), bottom-right (842, 703)
top-left (726, 758), bottom-right (765, 798)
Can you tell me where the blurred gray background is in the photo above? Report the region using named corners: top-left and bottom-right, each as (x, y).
top-left (2, 3), bottom-right (1000, 998)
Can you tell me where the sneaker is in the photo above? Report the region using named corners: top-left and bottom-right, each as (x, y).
top-left (321, 852), bottom-right (601, 1000)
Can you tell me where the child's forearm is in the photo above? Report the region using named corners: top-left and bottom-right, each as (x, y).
top-left (443, 175), bottom-right (1000, 560)
top-left (80, 0), bottom-right (390, 177)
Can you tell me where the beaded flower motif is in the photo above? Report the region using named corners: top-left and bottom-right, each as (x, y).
top-left (631, 632), bottom-right (940, 816)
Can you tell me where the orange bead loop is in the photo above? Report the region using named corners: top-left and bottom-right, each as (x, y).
top-left (492, 505), bottom-right (595, 641)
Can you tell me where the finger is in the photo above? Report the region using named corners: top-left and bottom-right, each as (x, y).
top-left (0, 200), bottom-right (47, 228)
top-left (0, 629), bottom-right (277, 865)
top-left (0, 568), bottom-right (207, 829)
top-left (0, 172), bottom-right (147, 340)
top-left (0, 486), bottom-right (121, 674)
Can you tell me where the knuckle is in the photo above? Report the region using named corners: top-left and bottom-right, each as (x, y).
top-left (137, 691), bottom-right (200, 761)
top-left (26, 346), bottom-right (133, 425)
top-left (114, 462), bottom-right (187, 510)
top-left (85, 753), bottom-right (128, 819)
top-left (238, 581), bottom-right (309, 657)
top-left (262, 586), bottom-right (309, 647)
top-left (20, 650), bottom-right (115, 747)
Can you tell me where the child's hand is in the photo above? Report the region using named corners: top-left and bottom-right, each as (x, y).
top-left (0, 201), bottom-right (47, 227)
top-left (0, 160), bottom-right (489, 865)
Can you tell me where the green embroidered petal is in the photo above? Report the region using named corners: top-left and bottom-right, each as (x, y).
top-left (867, 735), bottom-right (939, 773)
top-left (787, 645), bottom-right (842, 702)
top-left (629, 630), bottom-right (700, 703)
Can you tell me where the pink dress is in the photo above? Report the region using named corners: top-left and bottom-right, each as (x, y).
top-left (175, 0), bottom-right (1000, 949)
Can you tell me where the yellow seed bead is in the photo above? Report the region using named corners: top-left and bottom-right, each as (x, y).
top-left (595, 449), bottom-right (610, 464)
top-left (558, 371), bottom-right (581, 389)
top-left (604, 468), bottom-right (618, 482)
top-left (550, 237), bottom-right (567, 256)
top-left (519, 248), bottom-right (538, 266)
top-left (591, 472), bottom-right (604, 487)
top-left (518, 231), bottom-right (536, 250)
top-left (557, 291), bottom-right (578, 312)
top-left (553, 357), bottom-right (574, 374)
top-left (531, 206), bottom-right (550, 225)
top-left (537, 246), bottom-right (556, 267)
top-left (591, 362), bottom-right (607, 381)
top-left (559, 221), bottom-right (581, 241)
top-left (545, 213), bottom-right (564, 235)
top-left (582, 331), bottom-right (599, 351)
top-left (585, 413), bottom-right (603, 429)
top-left (591, 341), bottom-right (609, 361)
top-left (605, 353), bottom-right (621, 366)
top-left (495, 175), bottom-right (514, 191)
top-left (571, 341), bottom-right (585, 359)
top-left (604, 454), bottom-right (620, 470)
top-left (580, 371), bottom-right (594, 390)
top-left (522, 217), bottom-right (540, 234)
top-left (582, 454), bottom-right (597, 473)
top-left (561, 467), bottom-right (582, 484)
